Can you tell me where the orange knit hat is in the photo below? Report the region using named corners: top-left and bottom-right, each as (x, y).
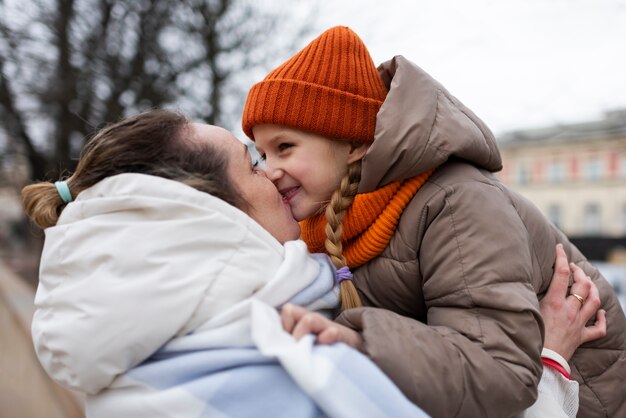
top-left (242, 26), bottom-right (388, 143)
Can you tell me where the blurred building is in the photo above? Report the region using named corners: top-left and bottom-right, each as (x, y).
top-left (595, 262), bottom-right (626, 313)
top-left (497, 110), bottom-right (626, 312)
top-left (498, 109), bottom-right (626, 240)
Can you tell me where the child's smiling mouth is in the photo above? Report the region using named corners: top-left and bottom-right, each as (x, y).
top-left (280, 186), bottom-right (300, 203)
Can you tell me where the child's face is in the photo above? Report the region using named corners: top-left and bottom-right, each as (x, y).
top-left (252, 124), bottom-right (367, 221)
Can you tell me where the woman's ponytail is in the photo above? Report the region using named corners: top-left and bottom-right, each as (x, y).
top-left (22, 181), bottom-right (73, 229)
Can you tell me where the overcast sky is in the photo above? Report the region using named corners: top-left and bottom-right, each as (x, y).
top-left (301, 0), bottom-right (626, 135)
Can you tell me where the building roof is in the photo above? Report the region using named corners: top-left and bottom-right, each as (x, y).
top-left (498, 109), bottom-right (626, 148)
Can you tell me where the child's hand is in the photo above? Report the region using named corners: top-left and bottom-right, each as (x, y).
top-left (541, 244), bottom-right (607, 361)
top-left (280, 303), bottom-right (364, 352)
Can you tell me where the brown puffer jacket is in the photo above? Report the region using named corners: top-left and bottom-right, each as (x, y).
top-left (336, 56), bottom-right (626, 418)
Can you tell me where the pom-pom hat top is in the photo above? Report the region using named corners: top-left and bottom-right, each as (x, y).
top-left (242, 26), bottom-right (388, 143)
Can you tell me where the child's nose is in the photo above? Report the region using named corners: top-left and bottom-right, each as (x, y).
top-left (264, 162), bottom-right (284, 183)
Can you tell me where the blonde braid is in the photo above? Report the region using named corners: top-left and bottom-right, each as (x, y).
top-left (325, 160), bottom-right (363, 311)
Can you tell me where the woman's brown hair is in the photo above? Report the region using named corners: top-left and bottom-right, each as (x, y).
top-left (324, 160), bottom-right (363, 310)
top-left (22, 109), bottom-right (243, 229)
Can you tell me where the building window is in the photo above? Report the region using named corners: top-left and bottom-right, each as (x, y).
top-left (583, 204), bottom-right (601, 234)
top-left (569, 156), bottom-right (578, 181)
top-left (516, 163), bottom-right (530, 185)
top-left (608, 152), bottom-right (619, 179)
top-left (620, 156), bottom-right (626, 180)
top-left (547, 204), bottom-right (562, 229)
top-left (532, 159), bottom-right (544, 183)
top-left (547, 161), bottom-right (566, 183)
top-left (583, 158), bottom-right (603, 182)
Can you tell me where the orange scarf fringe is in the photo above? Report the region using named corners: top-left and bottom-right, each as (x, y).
top-left (300, 169), bottom-right (435, 268)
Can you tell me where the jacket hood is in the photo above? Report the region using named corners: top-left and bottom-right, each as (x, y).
top-left (32, 173), bottom-right (290, 394)
top-left (359, 56), bottom-right (502, 192)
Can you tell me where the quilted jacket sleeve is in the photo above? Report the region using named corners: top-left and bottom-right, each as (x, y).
top-left (337, 178), bottom-right (544, 418)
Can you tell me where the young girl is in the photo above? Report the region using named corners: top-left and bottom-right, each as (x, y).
top-left (242, 26), bottom-right (625, 418)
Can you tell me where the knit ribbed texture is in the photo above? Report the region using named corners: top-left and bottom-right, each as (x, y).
top-left (300, 169), bottom-right (435, 268)
top-left (242, 26), bottom-right (388, 143)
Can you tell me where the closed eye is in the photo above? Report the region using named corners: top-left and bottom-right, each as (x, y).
top-left (252, 154), bottom-right (266, 170)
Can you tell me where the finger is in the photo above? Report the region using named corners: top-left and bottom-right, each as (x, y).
top-left (316, 327), bottom-right (341, 345)
top-left (581, 309), bottom-right (607, 343)
top-left (579, 279), bottom-right (601, 321)
top-left (280, 304), bottom-right (307, 333)
top-left (570, 264), bottom-right (592, 298)
top-left (547, 244), bottom-right (570, 298)
top-left (568, 265), bottom-right (592, 310)
top-left (292, 312), bottom-right (331, 341)
top-left (317, 325), bottom-right (363, 350)
top-left (569, 263), bottom-right (592, 299)
top-left (280, 305), bottom-right (296, 333)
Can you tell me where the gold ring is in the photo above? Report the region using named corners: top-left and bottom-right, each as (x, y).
top-left (570, 293), bottom-right (585, 306)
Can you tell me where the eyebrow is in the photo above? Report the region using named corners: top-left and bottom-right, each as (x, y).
top-left (255, 131), bottom-right (283, 149)
top-left (264, 133), bottom-right (282, 146)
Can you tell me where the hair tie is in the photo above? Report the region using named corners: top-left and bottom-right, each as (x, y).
top-left (336, 266), bottom-right (353, 284)
top-left (54, 181), bottom-right (73, 204)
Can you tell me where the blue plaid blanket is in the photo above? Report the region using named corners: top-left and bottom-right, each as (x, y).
top-left (86, 254), bottom-right (429, 418)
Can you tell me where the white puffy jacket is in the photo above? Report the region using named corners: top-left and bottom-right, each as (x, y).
top-left (32, 173), bottom-right (323, 394)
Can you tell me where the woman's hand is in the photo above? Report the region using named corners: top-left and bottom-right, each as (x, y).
top-left (541, 244), bottom-right (607, 361)
top-left (280, 303), bottom-right (364, 352)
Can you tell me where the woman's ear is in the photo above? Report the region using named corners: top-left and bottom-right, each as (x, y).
top-left (347, 142), bottom-right (370, 164)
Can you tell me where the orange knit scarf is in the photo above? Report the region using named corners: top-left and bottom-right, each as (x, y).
top-left (300, 169), bottom-right (435, 268)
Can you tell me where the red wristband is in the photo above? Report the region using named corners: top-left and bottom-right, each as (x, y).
top-left (542, 357), bottom-right (571, 380)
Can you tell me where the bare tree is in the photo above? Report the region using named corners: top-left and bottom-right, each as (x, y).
top-left (0, 0), bottom-right (316, 182)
